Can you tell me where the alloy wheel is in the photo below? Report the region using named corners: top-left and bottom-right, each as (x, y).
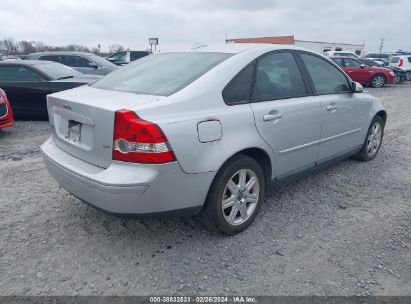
top-left (367, 122), bottom-right (382, 157)
top-left (221, 168), bottom-right (260, 226)
top-left (372, 75), bottom-right (385, 88)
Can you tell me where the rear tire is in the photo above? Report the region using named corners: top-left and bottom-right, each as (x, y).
top-left (201, 155), bottom-right (265, 235)
top-left (352, 116), bottom-right (384, 161)
top-left (407, 71), bottom-right (411, 81)
top-left (370, 74), bottom-right (386, 88)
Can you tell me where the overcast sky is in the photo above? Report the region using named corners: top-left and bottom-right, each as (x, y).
top-left (0, 0), bottom-right (409, 53)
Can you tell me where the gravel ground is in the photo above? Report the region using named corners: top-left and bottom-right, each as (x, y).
top-left (0, 83), bottom-right (410, 296)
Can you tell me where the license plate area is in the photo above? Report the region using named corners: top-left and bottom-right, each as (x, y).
top-left (66, 120), bottom-right (82, 142)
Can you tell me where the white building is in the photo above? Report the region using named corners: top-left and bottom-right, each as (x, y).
top-left (226, 35), bottom-right (364, 56)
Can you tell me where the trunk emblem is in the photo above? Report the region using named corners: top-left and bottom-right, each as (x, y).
top-left (63, 104), bottom-right (72, 111)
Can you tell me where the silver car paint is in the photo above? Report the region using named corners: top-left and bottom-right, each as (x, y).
top-left (41, 44), bottom-right (385, 215)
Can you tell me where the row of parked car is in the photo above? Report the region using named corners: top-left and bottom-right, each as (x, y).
top-left (324, 50), bottom-right (411, 87)
top-left (0, 47), bottom-right (408, 130)
top-left (0, 50), bottom-right (151, 124)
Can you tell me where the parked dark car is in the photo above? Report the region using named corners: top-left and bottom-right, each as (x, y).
top-left (27, 51), bottom-right (117, 75)
top-left (358, 58), bottom-right (407, 84)
top-left (0, 60), bottom-right (100, 119)
top-left (107, 51), bottom-right (150, 65)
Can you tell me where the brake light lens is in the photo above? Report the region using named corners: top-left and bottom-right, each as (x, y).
top-left (113, 109), bottom-right (176, 164)
top-left (399, 58), bottom-right (404, 67)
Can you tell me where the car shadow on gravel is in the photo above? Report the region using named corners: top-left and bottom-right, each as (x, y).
top-left (65, 155), bottom-right (368, 244)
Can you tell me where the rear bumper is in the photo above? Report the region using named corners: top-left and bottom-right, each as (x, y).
top-left (41, 137), bottom-right (215, 217)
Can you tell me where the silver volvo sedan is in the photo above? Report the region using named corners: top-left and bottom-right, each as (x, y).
top-left (41, 44), bottom-right (386, 235)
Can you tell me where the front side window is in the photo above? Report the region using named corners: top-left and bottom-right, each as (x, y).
top-left (408, 57), bottom-right (411, 63)
top-left (300, 53), bottom-right (351, 95)
top-left (91, 52), bottom-right (232, 96)
top-left (252, 52), bottom-right (307, 102)
top-left (344, 58), bottom-right (363, 67)
top-left (0, 66), bottom-right (42, 81)
top-left (223, 63), bottom-right (254, 105)
top-left (66, 56), bottom-right (92, 67)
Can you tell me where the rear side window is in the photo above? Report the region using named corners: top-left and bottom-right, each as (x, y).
top-left (331, 58), bottom-right (344, 67)
top-left (39, 55), bottom-right (62, 64)
top-left (0, 66), bottom-right (42, 81)
top-left (300, 53), bottom-right (351, 95)
top-left (408, 57), bottom-right (411, 63)
top-left (252, 52), bottom-right (307, 102)
top-left (223, 63), bottom-right (254, 105)
top-left (344, 58), bottom-right (362, 67)
top-left (390, 57), bottom-right (400, 63)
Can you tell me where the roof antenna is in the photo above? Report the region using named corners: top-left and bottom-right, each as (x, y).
top-left (191, 41), bottom-right (207, 49)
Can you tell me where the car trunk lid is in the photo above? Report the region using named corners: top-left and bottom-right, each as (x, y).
top-left (47, 85), bottom-right (163, 168)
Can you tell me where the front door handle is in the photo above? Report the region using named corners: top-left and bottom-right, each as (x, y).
top-left (263, 112), bottom-right (282, 121)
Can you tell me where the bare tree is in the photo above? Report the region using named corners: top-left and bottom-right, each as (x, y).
top-left (108, 44), bottom-right (125, 54)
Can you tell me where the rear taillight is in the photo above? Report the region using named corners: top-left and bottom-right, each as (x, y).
top-left (399, 58), bottom-right (404, 67)
top-left (112, 109), bottom-right (176, 164)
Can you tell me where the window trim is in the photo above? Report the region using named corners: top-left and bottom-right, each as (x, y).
top-left (294, 50), bottom-right (353, 96)
top-left (222, 61), bottom-right (256, 105)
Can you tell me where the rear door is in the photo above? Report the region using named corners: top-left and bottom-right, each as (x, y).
top-left (298, 52), bottom-right (366, 163)
top-left (249, 51), bottom-right (322, 178)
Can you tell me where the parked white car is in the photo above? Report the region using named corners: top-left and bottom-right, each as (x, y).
top-left (388, 55), bottom-right (411, 80)
top-left (324, 51), bottom-right (360, 58)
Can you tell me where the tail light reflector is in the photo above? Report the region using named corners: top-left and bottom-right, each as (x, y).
top-left (399, 58), bottom-right (404, 67)
top-left (113, 109), bottom-right (176, 164)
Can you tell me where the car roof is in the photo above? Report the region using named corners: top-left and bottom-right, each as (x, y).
top-left (166, 43), bottom-right (312, 54)
top-left (329, 56), bottom-right (358, 59)
top-left (29, 51), bottom-right (95, 56)
top-left (0, 60), bottom-right (56, 66)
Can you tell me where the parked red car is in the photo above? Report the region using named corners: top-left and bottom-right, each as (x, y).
top-left (331, 56), bottom-right (396, 88)
top-left (0, 88), bottom-right (14, 129)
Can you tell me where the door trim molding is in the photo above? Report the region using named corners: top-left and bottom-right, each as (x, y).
top-left (279, 128), bottom-right (362, 155)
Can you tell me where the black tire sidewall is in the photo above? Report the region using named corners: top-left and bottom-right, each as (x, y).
top-left (204, 155), bottom-right (266, 235)
top-left (361, 116), bottom-right (384, 161)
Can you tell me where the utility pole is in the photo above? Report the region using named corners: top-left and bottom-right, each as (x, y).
top-left (379, 38), bottom-right (384, 53)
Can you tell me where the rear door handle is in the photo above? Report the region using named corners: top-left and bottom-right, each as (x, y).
top-left (263, 113), bottom-right (282, 121)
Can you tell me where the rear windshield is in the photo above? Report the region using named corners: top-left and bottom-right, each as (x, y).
top-left (35, 62), bottom-right (81, 79)
top-left (91, 52), bottom-right (232, 96)
top-left (390, 57), bottom-right (400, 63)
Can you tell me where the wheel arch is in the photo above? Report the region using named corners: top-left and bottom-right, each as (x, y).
top-left (375, 110), bottom-right (387, 125)
top-left (216, 147), bottom-right (273, 189)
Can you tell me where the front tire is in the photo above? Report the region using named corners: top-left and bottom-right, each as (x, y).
top-left (353, 116), bottom-right (384, 161)
top-left (370, 74), bottom-right (386, 88)
top-left (201, 155), bottom-right (265, 235)
top-left (407, 71), bottom-right (411, 81)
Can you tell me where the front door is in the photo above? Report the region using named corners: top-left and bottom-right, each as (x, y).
top-left (298, 52), bottom-right (366, 162)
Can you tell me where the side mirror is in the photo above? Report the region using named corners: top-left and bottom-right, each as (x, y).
top-left (89, 62), bottom-right (98, 69)
top-left (107, 58), bottom-right (115, 62)
top-left (353, 81), bottom-right (364, 93)
top-left (360, 64), bottom-right (366, 69)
